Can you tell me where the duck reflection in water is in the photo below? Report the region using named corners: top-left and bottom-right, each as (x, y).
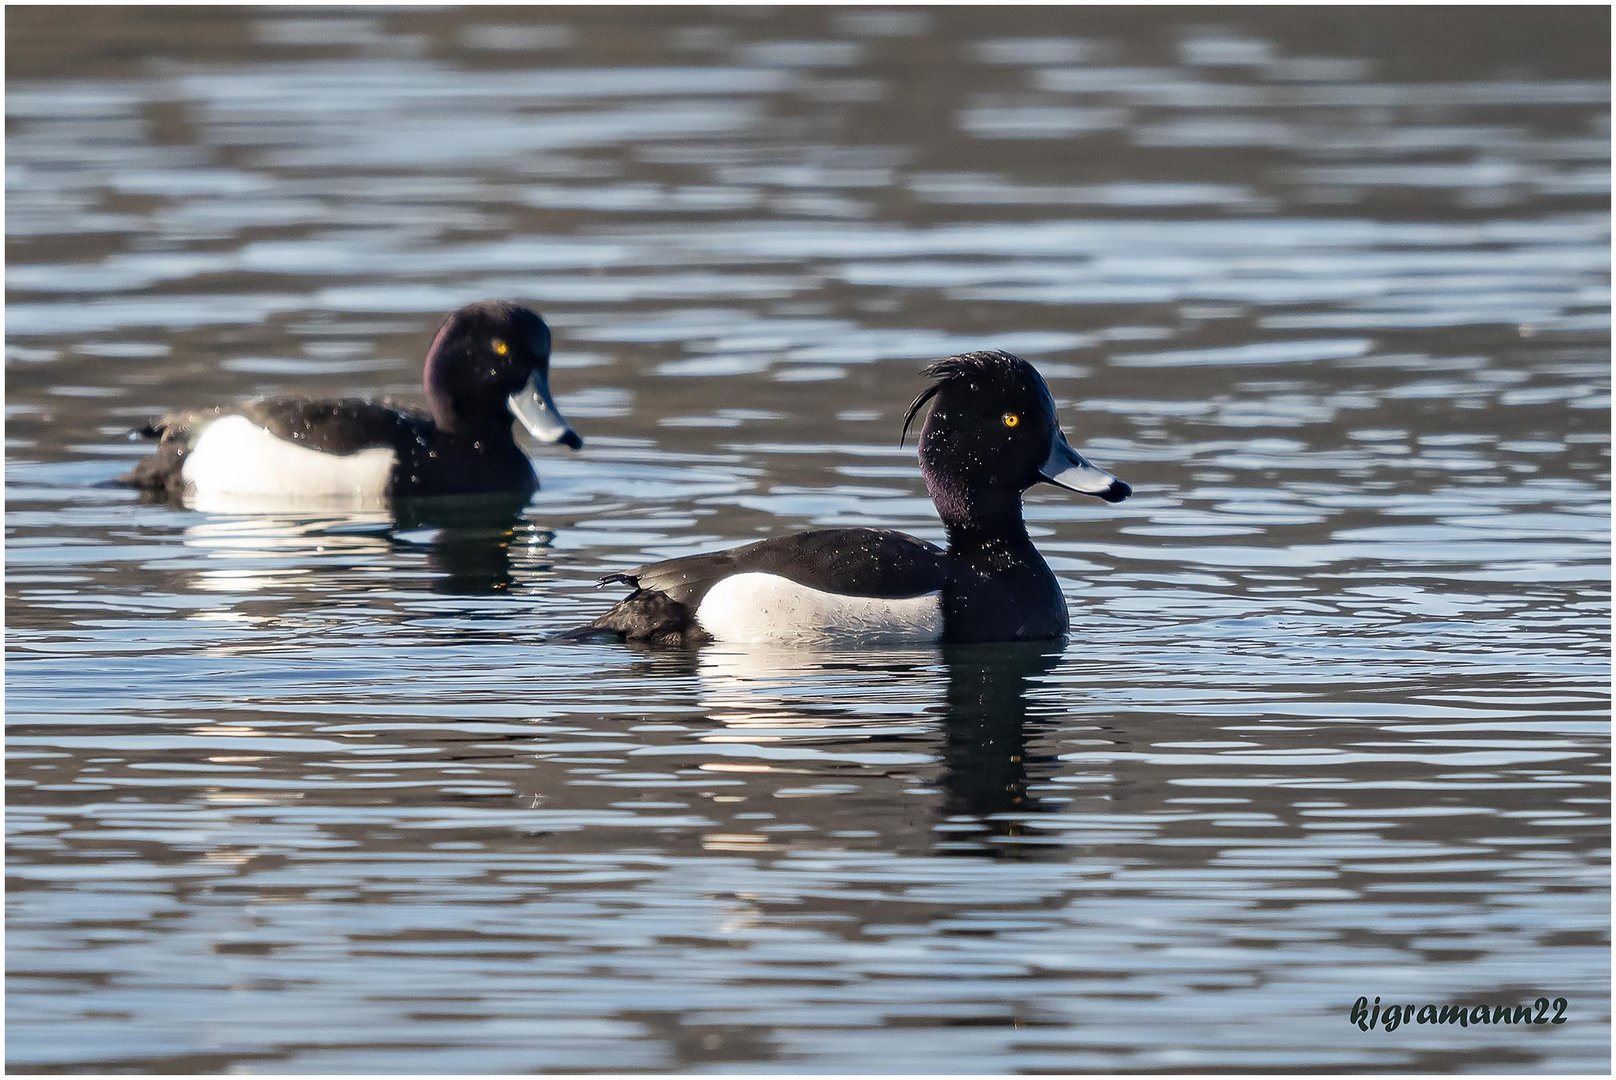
top-left (390, 492), bottom-right (554, 597)
top-left (626, 641), bottom-right (1069, 859)
top-left (933, 642), bottom-right (1066, 857)
top-left (171, 492), bottom-right (554, 600)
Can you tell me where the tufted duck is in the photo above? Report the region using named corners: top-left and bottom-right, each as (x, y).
top-left (562, 350), bottom-right (1128, 645)
top-left (116, 300), bottom-right (582, 502)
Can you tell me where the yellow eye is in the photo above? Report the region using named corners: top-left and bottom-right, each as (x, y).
top-left (1002, 412), bottom-right (1021, 429)
top-left (492, 339), bottom-right (509, 356)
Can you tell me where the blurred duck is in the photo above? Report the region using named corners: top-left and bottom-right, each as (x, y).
top-left (117, 300), bottom-right (582, 502)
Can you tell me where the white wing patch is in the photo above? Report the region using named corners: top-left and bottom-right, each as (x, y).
top-left (695, 572), bottom-right (944, 645)
top-left (181, 415), bottom-right (396, 500)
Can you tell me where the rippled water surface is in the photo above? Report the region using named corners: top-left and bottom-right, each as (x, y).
top-left (6, 7), bottom-right (1610, 1073)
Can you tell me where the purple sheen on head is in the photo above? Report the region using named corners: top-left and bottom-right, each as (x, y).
top-left (420, 312), bottom-right (464, 424)
top-left (922, 468), bottom-right (973, 523)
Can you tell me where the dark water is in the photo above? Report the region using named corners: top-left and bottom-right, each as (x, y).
top-left (5, 6), bottom-right (1610, 1073)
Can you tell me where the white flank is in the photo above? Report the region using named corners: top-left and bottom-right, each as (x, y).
top-left (695, 572), bottom-right (944, 645)
top-left (181, 415), bottom-right (396, 500)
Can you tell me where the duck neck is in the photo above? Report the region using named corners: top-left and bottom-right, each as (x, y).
top-left (426, 390), bottom-right (516, 444)
top-left (932, 484), bottom-right (1031, 552)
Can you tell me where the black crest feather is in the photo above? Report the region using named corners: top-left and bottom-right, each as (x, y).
top-left (900, 350), bottom-right (1029, 445)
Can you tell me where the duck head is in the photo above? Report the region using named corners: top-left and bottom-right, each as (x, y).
top-left (902, 350), bottom-right (1129, 529)
top-left (423, 300), bottom-right (582, 449)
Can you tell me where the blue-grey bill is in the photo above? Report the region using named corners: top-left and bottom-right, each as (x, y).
top-left (509, 373), bottom-right (582, 450)
top-left (1040, 433), bottom-right (1130, 502)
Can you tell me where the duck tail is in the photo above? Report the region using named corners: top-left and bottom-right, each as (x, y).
top-left (550, 587), bottom-right (702, 646)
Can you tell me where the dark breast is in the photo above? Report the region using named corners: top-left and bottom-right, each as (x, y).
top-left (939, 537), bottom-right (1068, 643)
